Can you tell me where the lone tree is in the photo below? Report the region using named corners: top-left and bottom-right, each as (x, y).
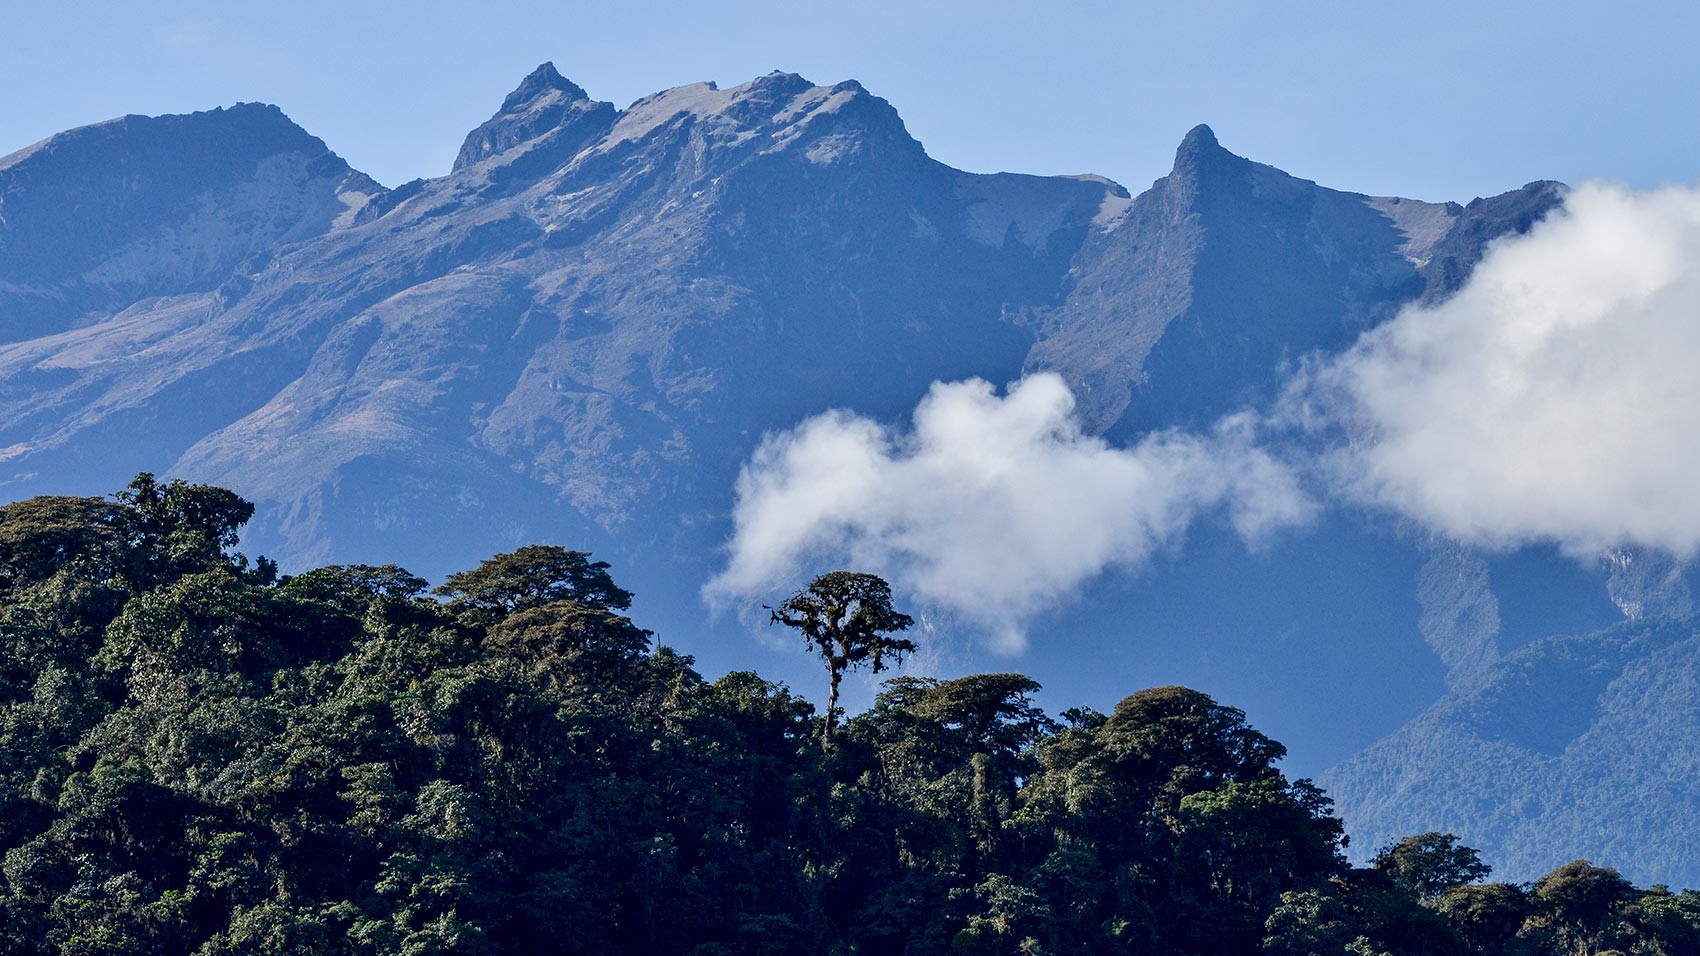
top-left (771, 571), bottom-right (916, 750)
top-left (434, 545), bottom-right (632, 622)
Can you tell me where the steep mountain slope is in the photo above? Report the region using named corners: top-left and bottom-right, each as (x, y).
top-left (0, 65), bottom-right (1116, 570)
top-left (0, 65), bottom-right (1564, 570)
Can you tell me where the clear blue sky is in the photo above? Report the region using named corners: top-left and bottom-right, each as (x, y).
top-left (5, 1), bottom-right (1698, 202)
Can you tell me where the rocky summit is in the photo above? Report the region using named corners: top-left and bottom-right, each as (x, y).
top-left (5, 64), bottom-right (1689, 885)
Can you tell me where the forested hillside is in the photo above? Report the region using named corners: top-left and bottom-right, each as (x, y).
top-left (0, 477), bottom-right (1694, 955)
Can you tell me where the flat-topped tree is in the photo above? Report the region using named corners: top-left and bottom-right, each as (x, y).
top-left (434, 545), bottom-right (631, 623)
top-left (771, 571), bottom-right (915, 750)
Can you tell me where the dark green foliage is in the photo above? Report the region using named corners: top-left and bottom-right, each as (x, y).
top-left (1436, 882), bottom-right (1532, 956)
top-left (0, 496), bottom-right (129, 597)
top-left (1262, 888), bottom-right (1362, 956)
top-left (1521, 860), bottom-right (1640, 955)
top-left (117, 473), bottom-right (259, 587)
top-left (0, 477), bottom-right (1693, 955)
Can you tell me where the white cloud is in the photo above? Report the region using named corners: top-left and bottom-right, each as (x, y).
top-left (1292, 181), bottom-right (1700, 557)
top-left (706, 373), bottom-right (1312, 651)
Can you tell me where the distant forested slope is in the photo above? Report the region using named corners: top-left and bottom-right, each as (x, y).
top-left (1326, 613), bottom-right (1700, 888)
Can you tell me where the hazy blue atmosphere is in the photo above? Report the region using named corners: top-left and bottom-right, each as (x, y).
top-left (6, 0), bottom-right (1699, 200)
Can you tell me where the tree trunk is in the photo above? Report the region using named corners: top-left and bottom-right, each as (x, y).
top-left (823, 669), bottom-right (842, 751)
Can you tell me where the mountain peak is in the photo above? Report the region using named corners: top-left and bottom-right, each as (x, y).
top-left (3, 102), bottom-right (321, 172)
top-left (453, 63), bottom-right (613, 173)
top-left (1181, 123), bottom-right (1218, 148)
top-left (501, 62), bottom-right (588, 111)
top-left (591, 71), bottom-right (920, 166)
top-left (0, 103), bottom-right (373, 340)
top-left (1172, 123), bottom-right (1227, 168)
top-left (749, 70), bottom-right (812, 91)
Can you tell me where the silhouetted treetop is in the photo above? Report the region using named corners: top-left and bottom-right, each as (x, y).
top-left (434, 544), bottom-right (633, 619)
top-left (770, 570), bottom-right (915, 749)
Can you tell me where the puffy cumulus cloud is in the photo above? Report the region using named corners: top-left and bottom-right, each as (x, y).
top-left (1294, 182), bottom-right (1700, 556)
top-left (706, 373), bottom-right (1312, 651)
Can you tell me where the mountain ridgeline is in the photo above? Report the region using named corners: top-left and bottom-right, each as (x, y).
top-left (5, 63), bottom-right (1693, 888)
top-left (0, 103), bottom-right (381, 343)
top-left (0, 63), bottom-right (1557, 559)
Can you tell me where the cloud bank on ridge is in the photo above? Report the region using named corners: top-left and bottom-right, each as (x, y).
top-left (1294, 181), bottom-right (1700, 557)
top-left (705, 373), bottom-right (1312, 651)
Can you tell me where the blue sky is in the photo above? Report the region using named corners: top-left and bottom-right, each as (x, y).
top-left (5, 1), bottom-right (1698, 201)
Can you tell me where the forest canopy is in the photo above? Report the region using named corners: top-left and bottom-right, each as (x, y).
top-left (0, 475), bottom-right (1693, 955)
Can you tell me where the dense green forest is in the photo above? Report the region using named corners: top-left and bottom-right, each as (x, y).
top-left (0, 476), bottom-right (1695, 955)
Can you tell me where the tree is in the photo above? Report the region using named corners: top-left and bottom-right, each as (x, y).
top-left (117, 472), bottom-right (255, 584)
top-left (1103, 686), bottom-right (1289, 802)
top-left (433, 546), bottom-right (631, 621)
top-left (0, 495), bottom-right (129, 597)
top-left (1262, 888), bottom-right (1360, 956)
top-left (848, 674), bottom-right (1056, 878)
top-left (770, 571), bottom-right (915, 750)
top-left (1434, 883), bottom-right (1530, 956)
top-left (1523, 860), bottom-right (1637, 956)
top-left (1373, 832), bottom-right (1490, 901)
top-left (483, 601), bottom-right (653, 694)
top-left (1173, 777), bottom-right (1347, 948)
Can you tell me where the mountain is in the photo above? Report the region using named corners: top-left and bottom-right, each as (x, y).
top-left (0, 65), bottom-right (1116, 567)
top-left (0, 67), bottom-right (1555, 566)
top-left (1028, 124), bottom-right (1560, 432)
top-left (6, 63), bottom-right (1682, 882)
